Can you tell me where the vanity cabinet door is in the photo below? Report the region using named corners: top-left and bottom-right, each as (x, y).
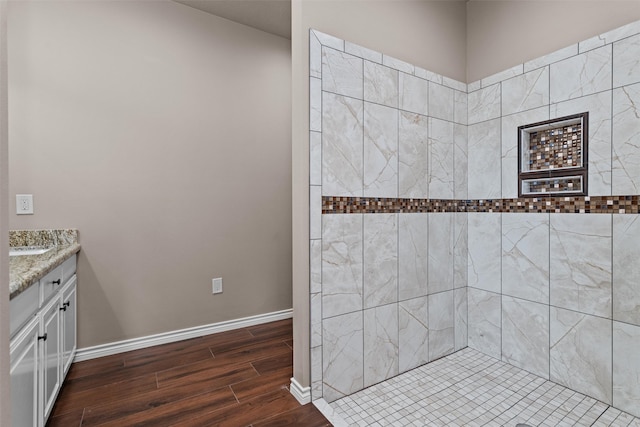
top-left (40, 296), bottom-right (61, 422)
top-left (10, 316), bottom-right (40, 427)
top-left (60, 276), bottom-right (77, 376)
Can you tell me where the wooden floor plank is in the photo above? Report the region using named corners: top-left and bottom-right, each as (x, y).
top-left (171, 389), bottom-right (300, 427)
top-left (252, 404), bottom-right (332, 427)
top-left (51, 374), bottom-right (157, 417)
top-left (251, 350), bottom-right (293, 375)
top-left (85, 386), bottom-right (238, 426)
top-left (45, 320), bottom-right (332, 427)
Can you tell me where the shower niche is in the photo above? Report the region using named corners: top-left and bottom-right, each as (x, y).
top-left (518, 112), bottom-right (589, 197)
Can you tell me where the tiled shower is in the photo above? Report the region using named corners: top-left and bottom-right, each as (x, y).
top-left (309, 18), bottom-right (640, 421)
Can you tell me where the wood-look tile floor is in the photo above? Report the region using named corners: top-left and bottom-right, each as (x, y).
top-left (47, 319), bottom-right (332, 427)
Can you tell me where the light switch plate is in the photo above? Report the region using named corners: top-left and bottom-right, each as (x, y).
top-left (16, 194), bottom-right (33, 215)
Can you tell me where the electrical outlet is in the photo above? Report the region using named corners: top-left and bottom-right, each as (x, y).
top-left (16, 194), bottom-right (34, 215)
top-left (212, 278), bottom-right (223, 294)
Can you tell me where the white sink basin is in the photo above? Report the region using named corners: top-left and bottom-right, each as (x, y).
top-left (9, 247), bottom-right (53, 256)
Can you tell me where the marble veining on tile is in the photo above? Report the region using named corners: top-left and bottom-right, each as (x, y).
top-left (399, 296), bottom-right (429, 373)
top-left (322, 92), bottom-right (364, 197)
top-left (467, 288), bottom-right (501, 359)
top-left (613, 83), bottom-right (640, 195)
top-left (550, 45), bottom-right (612, 103)
top-left (502, 67), bottom-right (550, 116)
top-left (550, 306), bottom-right (613, 405)
top-left (613, 33), bottom-right (640, 88)
top-left (364, 102), bottom-right (398, 198)
top-left (428, 290), bottom-right (454, 361)
top-left (364, 213), bottom-right (397, 308)
top-left (398, 111), bottom-right (429, 199)
top-left (502, 295), bottom-right (549, 379)
top-left (364, 304), bottom-right (399, 387)
top-left (322, 47), bottom-right (362, 99)
top-left (468, 83), bottom-right (501, 124)
top-left (399, 72), bottom-right (428, 116)
top-left (613, 321), bottom-right (640, 418)
top-left (612, 215), bottom-right (640, 326)
top-left (428, 118), bottom-right (454, 199)
top-left (468, 119), bottom-right (501, 199)
top-left (398, 213), bottom-right (428, 301)
top-left (364, 61), bottom-right (398, 108)
top-left (550, 214), bottom-right (612, 318)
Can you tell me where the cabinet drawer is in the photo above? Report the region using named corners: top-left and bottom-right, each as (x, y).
top-left (9, 283), bottom-right (39, 338)
top-left (61, 254), bottom-right (77, 285)
top-left (40, 265), bottom-right (63, 306)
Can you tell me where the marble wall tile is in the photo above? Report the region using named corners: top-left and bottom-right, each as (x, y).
top-left (613, 321), bottom-right (640, 418)
top-left (399, 296), bottom-right (429, 373)
top-left (453, 212), bottom-right (468, 290)
top-left (310, 185), bottom-right (322, 239)
top-left (467, 80), bottom-right (481, 93)
top-left (428, 83), bottom-right (454, 122)
top-left (310, 31), bottom-right (322, 78)
top-left (310, 77), bottom-right (322, 132)
top-left (313, 30), bottom-right (344, 51)
top-left (398, 112), bottom-right (429, 199)
top-left (364, 103), bottom-right (398, 198)
top-left (310, 131), bottom-right (322, 186)
top-left (613, 83), bottom-right (640, 195)
top-left (345, 41), bottom-right (382, 64)
top-left (428, 290), bottom-right (454, 361)
top-left (311, 239), bottom-right (322, 294)
top-left (322, 47), bottom-right (363, 99)
top-left (501, 107), bottom-right (549, 198)
top-left (550, 214), bottom-right (612, 318)
top-left (364, 214), bottom-right (397, 308)
top-left (364, 304), bottom-right (399, 387)
top-left (502, 296), bottom-right (549, 379)
top-left (398, 213), bottom-right (428, 301)
top-left (322, 311), bottom-right (364, 402)
top-left (454, 123), bottom-right (468, 200)
top-left (428, 118), bottom-right (454, 199)
top-left (550, 45), bottom-right (612, 103)
top-left (614, 34), bottom-right (640, 87)
top-left (428, 213), bottom-right (454, 295)
top-left (502, 67), bottom-right (550, 116)
top-left (364, 61), bottom-right (398, 108)
top-left (524, 44), bottom-right (578, 73)
top-left (468, 118), bottom-right (501, 199)
top-left (399, 73), bottom-right (428, 116)
top-left (551, 91), bottom-right (612, 196)
top-left (454, 287), bottom-right (468, 351)
top-left (482, 64), bottom-right (523, 88)
top-left (322, 92), bottom-right (364, 197)
top-left (454, 90), bottom-right (467, 125)
top-left (311, 346), bottom-right (323, 400)
top-left (502, 213), bottom-right (549, 304)
top-left (311, 292), bottom-right (322, 348)
top-left (468, 214), bottom-right (502, 294)
top-left (467, 288), bottom-right (501, 359)
top-left (443, 77), bottom-right (467, 93)
top-left (613, 215), bottom-right (640, 326)
top-left (550, 307), bottom-right (612, 404)
top-left (322, 214), bottom-right (363, 318)
top-left (579, 20), bottom-right (640, 53)
top-left (415, 67), bottom-right (442, 84)
top-left (468, 83), bottom-right (501, 124)
top-left (383, 55), bottom-right (414, 74)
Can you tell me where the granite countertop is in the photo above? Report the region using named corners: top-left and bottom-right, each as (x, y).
top-left (9, 229), bottom-right (81, 300)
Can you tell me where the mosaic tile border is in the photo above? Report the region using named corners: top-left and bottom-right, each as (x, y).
top-left (323, 195), bottom-right (640, 214)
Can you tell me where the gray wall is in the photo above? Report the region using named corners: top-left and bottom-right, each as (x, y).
top-left (8, 0), bottom-right (292, 348)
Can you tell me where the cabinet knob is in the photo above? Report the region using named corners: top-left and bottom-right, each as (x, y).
top-left (52, 279), bottom-right (61, 285)
top-left (59, 305), bottom-right (67, 312)
top-left (38, 333), bottom-right (47, 341)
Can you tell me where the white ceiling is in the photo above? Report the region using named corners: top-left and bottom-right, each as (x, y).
top-left (173, 0), bottom-right (291, 39)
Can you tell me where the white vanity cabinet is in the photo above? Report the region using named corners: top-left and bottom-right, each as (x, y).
top-left (9, 316), bottom-right (40, 427)
top-left (9, 253), bottom-right (77, 427)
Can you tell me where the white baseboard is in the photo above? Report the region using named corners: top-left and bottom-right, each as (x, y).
top-left (74, 308), bottom-right (293, 362)
top-left (289, 377), bottom-right (311, 405)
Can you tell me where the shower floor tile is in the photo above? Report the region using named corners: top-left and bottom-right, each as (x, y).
top-left (318, 347), bottom-right (640, 427)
